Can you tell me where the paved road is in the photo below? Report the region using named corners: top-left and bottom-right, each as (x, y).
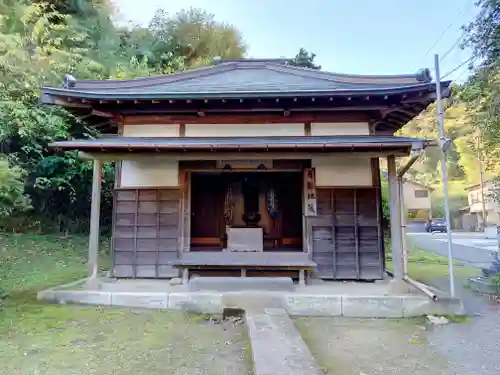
top-left (410, 235), bottom-right (500, 375)
top-left (406, 232), bottom-right (498, 267)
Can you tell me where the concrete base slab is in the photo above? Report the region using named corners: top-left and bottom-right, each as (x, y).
top-left (222, 292), bottom-right (284, 310)
top-left (403, 296), bottom-right (465, 317)
top-left (342, 296), bottom-right (404, 318)
top-left (40, 290), bottom-right (111, 306)
top-left (284, 295), bottom-right (342, 316)
top-left (111, 292), bottom-right (167, 309)
top-left (168, 292), bottom-right (223, 314)
top-left (85, 277), bottom-right (102, 290)
top-left (245, 309), bottom-right (324, 375)
top-left (188, 277), bottom-right (294, 292)
top-left (388, 279), bottom-right (414, 294)
top-left (37, 279), bottom-right (466, 318)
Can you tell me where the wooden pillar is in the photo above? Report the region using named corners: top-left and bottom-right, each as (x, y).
top-left (387, 155), bottom-right (403, 281)
top-left (299, 269), bottom-right (306, 286)
top-left (398, 177), bottom-right (409, 277)
top-left (88, 159), bottom-right (102, 278)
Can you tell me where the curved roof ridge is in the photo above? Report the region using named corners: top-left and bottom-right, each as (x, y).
top-left (74, 63), bottom-right (236, 90)
top-left (266, 63), bottom-right (431, 85)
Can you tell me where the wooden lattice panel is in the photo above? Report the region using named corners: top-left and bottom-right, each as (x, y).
top-left (112, 188), bottom-right (181, 278)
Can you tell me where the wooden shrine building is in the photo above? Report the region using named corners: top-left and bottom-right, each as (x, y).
top-left (41, 58), bottom-right (450, 284)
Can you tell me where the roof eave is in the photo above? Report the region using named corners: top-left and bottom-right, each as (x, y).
top-left (41, 82), bottom-right (447, 102)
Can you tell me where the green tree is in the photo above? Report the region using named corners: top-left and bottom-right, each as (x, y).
top-left (461, 0), bottom-right (500, 177)
top-left (0, 1), bottom-right (109, 231)
top-left (0, 156), bottom-right (30, 218)
top-left (147, 8), bottom-right (246, 71)
top-left (0, 2), bottom-right (250, 233)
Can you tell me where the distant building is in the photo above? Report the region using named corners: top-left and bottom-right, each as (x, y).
top-left (381, 171), bottom-right (432, 221)
top-left (402, 180), bottom-right (432, 220)
top-left (465, 179), bottom-right (500, 228)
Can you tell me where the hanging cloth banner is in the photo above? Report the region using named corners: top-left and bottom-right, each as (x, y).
top-left (266, 185), bottom-right (279, 217)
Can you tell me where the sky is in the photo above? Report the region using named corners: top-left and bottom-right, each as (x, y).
top-left (115, 0), bottom-right (477, 82)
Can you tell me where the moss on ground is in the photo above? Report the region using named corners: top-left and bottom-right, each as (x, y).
top-left (0, 233), bottom-right (253, 375)
top-left (0, 305), bottom-right (252, 375)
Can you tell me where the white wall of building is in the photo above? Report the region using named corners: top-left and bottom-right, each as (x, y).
top-left (310, 122), bottom-right (369, 136)
top-left (312, 155), bottom-right (372, 187)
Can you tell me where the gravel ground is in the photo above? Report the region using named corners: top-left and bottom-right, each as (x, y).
top-left (426, 277), bottom-right (500, 375)
top-left (295, 317), bottom-right (448, 375)
top-left (405, 233), bottom-right (500, 374)
top-left (296, 278), bottom-right (500, 375)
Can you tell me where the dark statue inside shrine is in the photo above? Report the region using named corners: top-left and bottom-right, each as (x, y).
top-left (241, 174), bottom-right (261, 227)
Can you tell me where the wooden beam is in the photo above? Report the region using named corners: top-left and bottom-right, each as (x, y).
top-left (88, 159), bottom-right (102, 278)
top-left (304, 122), bottom-right (311, 136)
top-left (387, 155), bottom-right (403, 281)
top-left (123, 112), bottom-right (371, 125)
top-left (54, 98), bottom-right (90, 108)
top-left (92, 109), bottom-right (115, 118)
top-left (78, 150), bottom-right (410, 161)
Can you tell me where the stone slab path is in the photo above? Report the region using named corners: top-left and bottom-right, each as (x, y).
top-left (245, 308), bottom-right (324, 375)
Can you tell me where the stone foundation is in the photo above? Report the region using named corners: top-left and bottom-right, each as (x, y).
top-left (37, 283), bottom-right (465, 318)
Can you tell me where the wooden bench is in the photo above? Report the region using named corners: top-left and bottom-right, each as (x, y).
top-left (171, 252), bottom-right (316, 285)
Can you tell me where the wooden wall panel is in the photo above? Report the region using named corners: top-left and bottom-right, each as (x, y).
top-left (311, 223), bottom-right (334, 278)
top-left (112, 188), bottom-right (181, 278)
top-left (308, 187), bottom-right (383, 280)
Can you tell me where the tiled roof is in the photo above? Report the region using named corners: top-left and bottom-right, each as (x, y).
top-left (42, 60), bottom-right (445, 100)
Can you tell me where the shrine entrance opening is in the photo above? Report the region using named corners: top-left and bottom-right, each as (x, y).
top-left (189, 171), bottom-right (304, 252)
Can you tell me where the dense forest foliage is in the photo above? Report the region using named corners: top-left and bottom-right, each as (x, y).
top-left (0, 0), bottom-right (318, 233)
top-left (0, 0), bottom-right (498, 232)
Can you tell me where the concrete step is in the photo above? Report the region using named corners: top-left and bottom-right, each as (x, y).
top-left (188, 276), bottom-right (294, 292)
top-left (245, 308), bottom-right (323, 375)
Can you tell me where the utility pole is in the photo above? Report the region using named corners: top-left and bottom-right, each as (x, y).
top-left (477, 134), bottom-right (487, 229)
top-left (434, 54), bottom-right (456, 297)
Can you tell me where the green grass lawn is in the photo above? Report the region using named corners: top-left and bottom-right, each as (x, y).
top-left (0, 233), bottom-right (252, 375)
top-left (385, 245), bottom-right (480, 284)
top-left (1, 233), bottom-right (110, 295)
top-left (1, 233), bottom-right (111, 327)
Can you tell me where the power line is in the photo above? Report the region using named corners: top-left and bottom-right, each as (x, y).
top-left (441, 56), bottom-right (475, 79)
top-left (451, 63), bottom-right (471, 83)
top-left (439, 33), bottom-right (464, 63)
top-left (418, 1), bottom-right (470, 67)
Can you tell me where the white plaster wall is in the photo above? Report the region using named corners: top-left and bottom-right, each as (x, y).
top-left (120, 159), bottom-right (179, 187)
top-left (312, 156), bottom-right (372, 187)
top-left (185, 123), bottom-right (305, 137)
top-left (311, 122), bottom-right (370, 136)
top-left (123, 124), bottom-right (179, 137)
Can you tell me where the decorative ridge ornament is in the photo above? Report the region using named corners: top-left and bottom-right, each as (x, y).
top-left (63, 74), bottom-right (76, 89)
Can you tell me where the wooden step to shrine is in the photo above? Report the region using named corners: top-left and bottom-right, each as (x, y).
top-left (188, 276), bottom-right (294, 292)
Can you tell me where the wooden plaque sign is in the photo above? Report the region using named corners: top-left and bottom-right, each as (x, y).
top-left (304, 168), bottom-right (317, 216)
